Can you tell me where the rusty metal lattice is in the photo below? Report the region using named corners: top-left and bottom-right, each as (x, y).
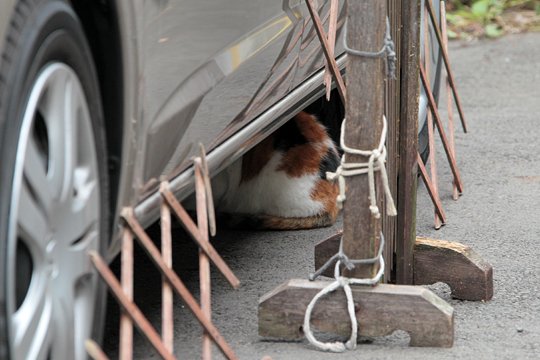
top-left (86, 146), bottom-right (240, 360)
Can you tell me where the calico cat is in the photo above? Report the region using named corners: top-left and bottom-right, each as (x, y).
top-left (213, 109), bottom-right (342, 230)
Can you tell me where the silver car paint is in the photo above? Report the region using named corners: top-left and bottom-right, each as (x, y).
top-left (105, 0), bottom-right (346, 257)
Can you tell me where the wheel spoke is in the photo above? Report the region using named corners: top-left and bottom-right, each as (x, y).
top-left (18, 181), bottom-right (50, 255)
top-left (12, 282), bottom-right (54, 360)
top-left (64, 231), bottom-right (98, 285)
top-left (24, 136), bottom-right (54, 213)
top-left (57, 174), bottom-right (98, 245)
top-left (49, 285), bottom-right (76, 359)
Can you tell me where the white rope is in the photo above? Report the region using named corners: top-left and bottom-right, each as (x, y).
top-left (303, 234), bottom-right (385, 352)
top-left (303, 114), bottom-right (397, 352)
top-left (326, 115), bottom-right (397, 218)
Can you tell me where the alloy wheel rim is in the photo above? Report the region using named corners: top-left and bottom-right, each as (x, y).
top-left (7, 63), bottom-right (101, 360)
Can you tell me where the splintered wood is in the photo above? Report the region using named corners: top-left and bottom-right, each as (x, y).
top-left (87, 150), bottom-right (240, 360)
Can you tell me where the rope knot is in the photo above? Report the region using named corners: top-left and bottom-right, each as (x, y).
top-left (369, 205), bottom-right (381, 219)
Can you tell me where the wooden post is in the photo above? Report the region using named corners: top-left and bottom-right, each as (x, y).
top-left (395, 0), bottom-right (421, 284)
top-left (258, 1), bottom-right (456, 349)
top-left (342, 0), bottom-right (386, 278)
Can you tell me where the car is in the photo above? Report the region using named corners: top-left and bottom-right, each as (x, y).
top-left (0, 0), bottom-right (441, 358)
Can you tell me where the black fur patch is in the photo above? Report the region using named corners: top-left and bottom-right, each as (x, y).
top-left (319, 148), bottom-right (340, 180)
top-left (273, 119), bottom-right (307, 151)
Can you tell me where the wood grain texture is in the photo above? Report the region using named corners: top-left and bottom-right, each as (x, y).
top-left (342, 0), bottom-right (386, 278)
top-left (414, 237), bottom-right (494, 301)
top-left (259, 279), bottom-right (454, 347)
top-left (314, 231), bottom-right (342, 278)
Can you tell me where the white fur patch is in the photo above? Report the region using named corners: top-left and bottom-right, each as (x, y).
top-left (218, 153), bottom-right (324, 217)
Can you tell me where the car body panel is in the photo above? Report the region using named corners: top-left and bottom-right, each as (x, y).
top-left (136, 1), bottom-right (305, 197)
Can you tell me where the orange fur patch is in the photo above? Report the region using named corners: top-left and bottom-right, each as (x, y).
top-left (311, 179), bottom-right (340, 222)
top-left (294, 111), bottom-right (327, 143)
top-left (276, 111), bottom-right (328, 177)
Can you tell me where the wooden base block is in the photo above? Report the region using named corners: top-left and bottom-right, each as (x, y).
top-left (314, 232), bottom-right (342, 278)
top-left (259, 279), bottom-right (454, 347)
top-left (414, 237), bottom-right (493, 301)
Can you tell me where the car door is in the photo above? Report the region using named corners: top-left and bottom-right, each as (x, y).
top-left (135, 0), bottom-right (305, 199)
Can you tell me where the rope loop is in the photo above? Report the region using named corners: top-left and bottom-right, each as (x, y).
top-left (304, 233), bottom-right (386, 352)
top-left (326, 116), bottom-right (397, 217)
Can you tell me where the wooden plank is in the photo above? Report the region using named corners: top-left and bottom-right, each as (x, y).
top-left (258, 279), bottom-right (454, 347)
top-left (383, 0), bottom-right (401, 282)
top-left (324, 0), bottom-right (338, 101)
top-left (121, 209), bottom-right (238, 360)
top-left (160, 193), bottom-right (174, 354)
top-left (160, 184), bottom-right (240, 289)
top-left (305, 0), bottom-right (346, 103)
top-left (119, 229), bottom-right (133, 360)
top-left (424, 6), bottom-right (442, 230)
top-left (414, 237), bottom-right (494, 301)
top-left (425, 0), bottom-right (468, 133)
top-left (417, 153), bottom-right (447, 223)
top-left (90, 252), bottom-right (175, 360)
top-left (342, 0), bottom-right (386, 278)
top-left (440, 1), bottom-right (460, 201)
top-left (419, 63), bottom-right (464, 194)
top-left (314, 231), bottom-right (342, 278)
top-left (85, 340), bottom-right (110, 360)
top-left (395, 0), bottom-right (421, 284)
top-left (194, 160), bottom-right (212, 360)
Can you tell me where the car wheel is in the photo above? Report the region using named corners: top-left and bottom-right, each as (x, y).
top-left (0, 1), bottom-right (109, 359)
top-left (418, 0), bottom-right (443, 163)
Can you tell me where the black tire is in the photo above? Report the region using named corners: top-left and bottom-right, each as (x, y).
top-left (0, 1), bottom-right (109, 358)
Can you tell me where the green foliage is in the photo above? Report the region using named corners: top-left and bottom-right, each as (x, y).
top-left (447, 0), bottom-right (540, 39)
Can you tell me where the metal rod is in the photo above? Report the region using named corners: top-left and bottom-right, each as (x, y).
top-left (160, 187), bottom-right (174, 354)
top-left (324, 0), bottom-right (339, 101)
top-left (119, 228), bottom-right (133, 360)
top-left (160, 183), bottom-right (240, 289)
top-left (305, 0), bottom-right (347, 103)
top-left (121, 209), bottom-right (239, 360)
top-left (89, 251), bottom-right (175, 360)
top-left (440, 1), bottom-right (460, 201)
top-left (419, 62), bottom-right (464, 193)
top-left (194, 159), bottom-right (212, 360)
top-left (426, 0), bottom-right (468, 133)
top-left (417, 153), bottom-right (447, 223)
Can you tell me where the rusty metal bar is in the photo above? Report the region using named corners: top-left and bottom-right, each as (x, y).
top-left (160, 188), bottom-right (174, 354)
top-left (440, 1), bottom-right (460, 201)
top-left (324, 0), bottom-right (339, 101)
top-left (425, 0), bottom-right (468, 133)
top-left (194, 159), bottom-right (212, 360)
top-left (90, 251), bottom-right (175, 360)
top-left (424, 7), bottom-right (442, 229)
top-left (305, 0), bottom-right (347, 103)
top-left (119, 229), bottom-right (133, 360)
top-left (417, 153), bottom-right (447, 223)
top-left (121, 209), bottom-right (238, 360)
top-left (85, 340), bottom-right (110, 360)
top-left (160, 184), bottom-right (240, 289)
top-left (419, 62), bottom-right (464, 193)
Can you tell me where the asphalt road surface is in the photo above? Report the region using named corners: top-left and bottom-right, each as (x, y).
top-left (103, 33), bottom-right (540, 359)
